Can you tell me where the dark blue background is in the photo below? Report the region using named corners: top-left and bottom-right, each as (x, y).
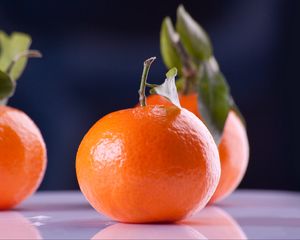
top-left (1, 0), bottom-right (299, 190)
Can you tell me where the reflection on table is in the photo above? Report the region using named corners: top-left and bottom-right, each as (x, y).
top-left (0, 212), bottom-right (42, 239)
top-left (2, 191), bottom-right (298, 239)
top-left (93, 207), bottom-right (246, 239)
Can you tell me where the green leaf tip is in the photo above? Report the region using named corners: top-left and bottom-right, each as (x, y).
top-left (152, 67), bottom-right (181, 108)
top-left (166, 67), bottom-right (177, 79)
top-left (176, 4), bottom-right (213, 61)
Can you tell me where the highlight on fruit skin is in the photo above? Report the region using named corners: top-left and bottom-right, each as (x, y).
top-left (76, 57), bottom-right (221, 223)
top-left (0, 31), bottom-right (46, 209)
top-left (159, 5), bottom-right (250, 203)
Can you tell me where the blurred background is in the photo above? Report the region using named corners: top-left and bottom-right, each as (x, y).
top-left (0, 0), bottom-right (299, 191)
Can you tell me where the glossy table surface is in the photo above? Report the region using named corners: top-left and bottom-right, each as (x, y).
top-left (0, 190), bottom-right (299, 239)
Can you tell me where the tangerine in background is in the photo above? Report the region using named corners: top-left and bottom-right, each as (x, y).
top-left (147, 94), bottom-right (249, 203)
top-left (76, 58), bottom-right (221, 223)
top-left (0, 32), bottom-right (46, 209)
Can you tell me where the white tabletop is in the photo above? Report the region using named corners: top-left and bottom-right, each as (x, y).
top-left (0, 190), bottom-right (299, 239)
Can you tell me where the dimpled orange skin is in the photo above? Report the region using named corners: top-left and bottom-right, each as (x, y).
top-left (76, 105), bottom-right (220, 223)
top-left (0, 106), bottom-right (47, 210)
top-left (147, 94), bottom-right (249, 203)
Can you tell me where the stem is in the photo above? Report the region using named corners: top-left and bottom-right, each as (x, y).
top-left (139, 57), bottom-right (156, 107)
top-left (6, 50), bottom-right (42, 76)
top-left (174, 42), bottom-right (197, 94)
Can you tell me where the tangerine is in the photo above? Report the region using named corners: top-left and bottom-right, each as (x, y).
top-left (0, 106), bottom-right (46, 209)
top-left (76, 58), bottom-right (220, 223)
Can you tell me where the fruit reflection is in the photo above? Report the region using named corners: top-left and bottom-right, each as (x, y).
top-left (93, 206), bottom-right (246, 240)
top-left (183, 206), bottom-right (247, 239)
top-left (0, 212), bottom-right (42, 239)
top-left (92, 223), bottom-right (206, 239)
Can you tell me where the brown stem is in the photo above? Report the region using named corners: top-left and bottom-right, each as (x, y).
top-left (6, 50), bottom-right (42, 76)
top-left (138, 57), bottom-right (156, 107)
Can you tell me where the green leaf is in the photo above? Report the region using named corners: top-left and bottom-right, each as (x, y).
top-left (176, 5), bottom-right (212, 61)
top-left (160, 17), bottom-right (183, 76)
top-left (0, 70), bottom-right (14, 102)
top-left (0, 31), bottom-right (32, 81)
top-left (151, 67), bottom-right (181, 108)
top-left (197, 57), bottom-right (231, 144)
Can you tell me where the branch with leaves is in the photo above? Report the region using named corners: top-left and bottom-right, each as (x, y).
top-left (0, 31), bottom-right (42, 105)
top-left (160, 5), bottom-right (245, 144)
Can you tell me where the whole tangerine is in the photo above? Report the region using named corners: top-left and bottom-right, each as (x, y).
top-left (76, 58), bottom-right (220, 223)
